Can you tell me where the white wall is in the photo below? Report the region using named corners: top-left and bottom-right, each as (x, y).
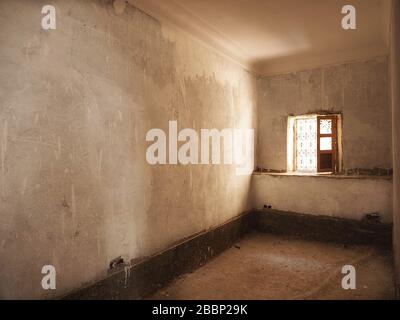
top-left (252, 174), bottom-right (393, 223)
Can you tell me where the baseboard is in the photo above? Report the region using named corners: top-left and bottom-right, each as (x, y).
top-left (254, 209), bottom-right (392, 247)
top-left (63, 211), bottom-right (254, 300)
top-left (63, 208), bottom-right (392, 299)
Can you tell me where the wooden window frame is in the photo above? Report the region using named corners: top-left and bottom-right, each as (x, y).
top-left (317, 115), bottom-right (338, 173)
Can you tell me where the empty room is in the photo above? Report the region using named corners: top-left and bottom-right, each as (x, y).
top-left (1, 0), bottom-right (400, 307)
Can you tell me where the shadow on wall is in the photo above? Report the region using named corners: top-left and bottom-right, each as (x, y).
top-left (0, 0), bottom-right (257, 299)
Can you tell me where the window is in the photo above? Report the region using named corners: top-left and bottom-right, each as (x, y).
top-left (317, 116), bottom-right (338, 173)
top-left (288, 114), bottom-right (340, 174)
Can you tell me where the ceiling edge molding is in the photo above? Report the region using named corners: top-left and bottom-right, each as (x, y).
top-left (127, 0), bottom-right (255, 73)
top-left (258, 46), bottom-right (389, 78)
top-left (126, 0), bottom-right (390, 78)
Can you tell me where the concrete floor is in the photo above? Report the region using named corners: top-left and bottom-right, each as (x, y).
top-left (148, 232), bottom-right (395, 300)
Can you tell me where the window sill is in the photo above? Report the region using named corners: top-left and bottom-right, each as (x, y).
top-left (252, 171), bottom-right (392, 180)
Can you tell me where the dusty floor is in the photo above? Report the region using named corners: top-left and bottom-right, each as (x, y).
top-left (147, 232), bottom-right (395, 300)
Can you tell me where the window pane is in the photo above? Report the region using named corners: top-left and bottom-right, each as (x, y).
top-left (320, 137), bottom-right (332, 151)
top-left (320, 153), bottom-right (333, 170)
top-left (296, 118), bottom-right (317, 172)
top-left (320, 119), bottom-right (332, 134)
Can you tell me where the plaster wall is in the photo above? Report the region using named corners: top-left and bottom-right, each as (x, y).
top-left (257, 56), bottom-right (392, 172)
top-left (252, 175), bottom-right (393, 223)
top-left (389, 0), bottom-right (400, 297)
top-left (0, 0), bottom-right (257, 299)
top-left (254, 57), bottom-right (393, 224)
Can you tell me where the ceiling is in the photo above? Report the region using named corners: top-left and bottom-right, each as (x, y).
top-left (128, 0), bottom-right (392, 75)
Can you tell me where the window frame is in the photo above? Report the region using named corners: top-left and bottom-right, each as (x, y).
top-left (287, 113), bottom-right (341, 175)
top-left (317, 115), bottom-right (338, 173)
